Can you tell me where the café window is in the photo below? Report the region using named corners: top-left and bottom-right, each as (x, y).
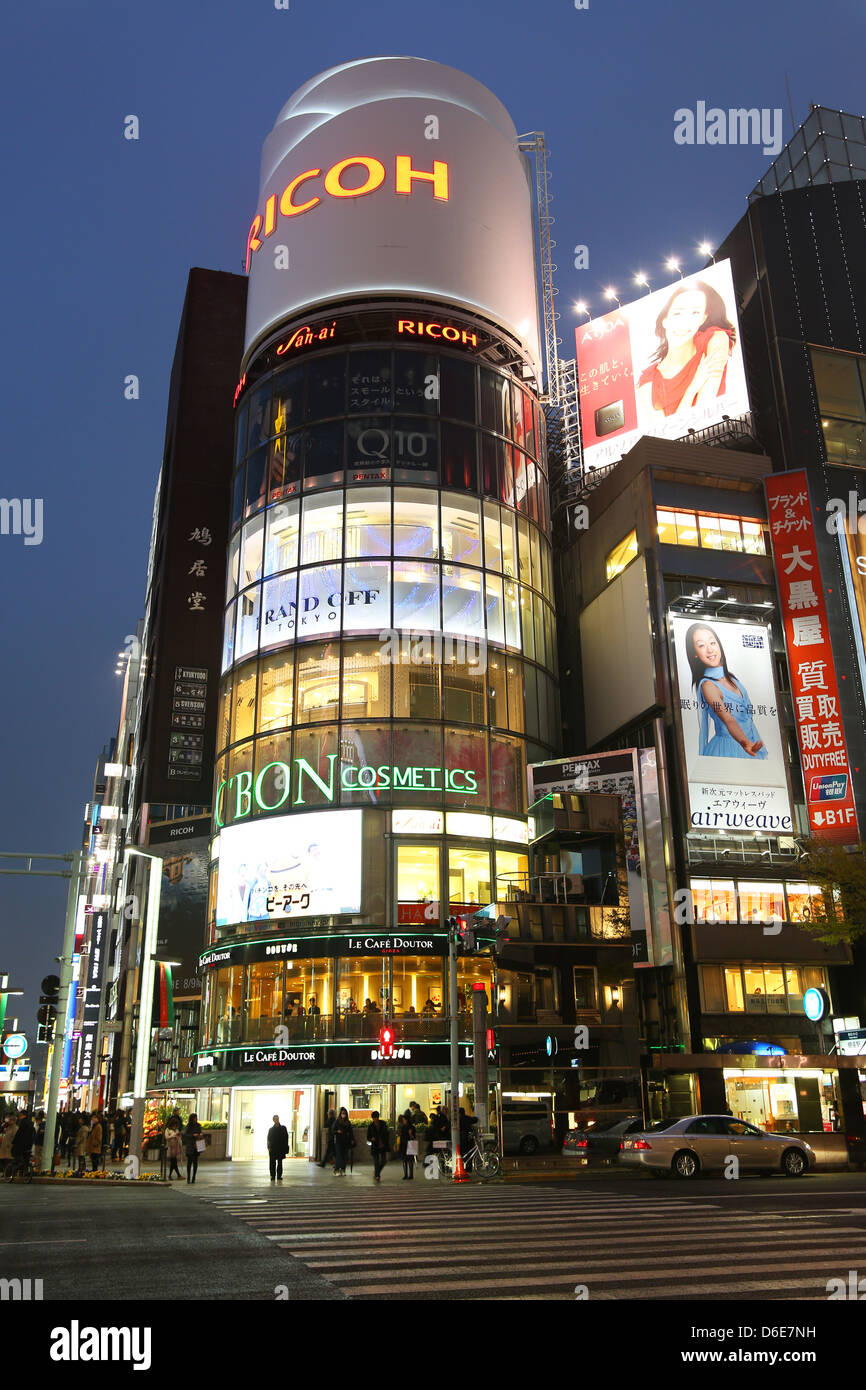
top-left (397, 843), bottom-right (440, 912)
top-left (392, 956), bottom-right (444, 1016)
top-left (214, 965), bottom-right (244, 1044)
top-left (286, 958), bottom-right (333, 1020)
top-left (449, 846), bottom-right (491, 907)
top-left (717, 964), bottom-right (828, 1014)
top-left (336, 956), bottom-right (389, 1015)
top-left (785, 882), bottom-right (831, 924)
top-left (245, 961), bottom-right (284, 1043)
top-left (605, 530), bottom-right (638, 581)
top-left (455, 955), bottom-right (494, 1015)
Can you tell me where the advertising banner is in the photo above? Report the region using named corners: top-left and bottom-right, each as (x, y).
top-left (670, 613), bottom-right (792, 833)
top-left (148, 818), bottom-right (212, 996)
top-left (575, 260), bottom-right (750, 471)
top-left (529, 751), bottom-right (652, 967)
top-left (764, 470), bottom-right (859, 842)
top-left (215, 809), bottom-right (363, 926)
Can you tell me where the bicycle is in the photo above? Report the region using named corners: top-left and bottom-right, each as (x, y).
top-left (437, 1132), bottom-right (502, 1180)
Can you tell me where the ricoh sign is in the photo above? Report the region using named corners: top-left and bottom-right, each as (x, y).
top-left (242, 57), bottom-right (541, 374)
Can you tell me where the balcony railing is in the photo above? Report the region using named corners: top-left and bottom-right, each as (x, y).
top-left (209, 1011), bottom-right (476, 1048)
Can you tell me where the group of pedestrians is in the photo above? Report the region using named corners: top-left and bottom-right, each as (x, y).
top-left (164, 1110), bottom-right (204, 1182)
top-left (0, 1110), bottom-right (42, 1178)
top-left (310, 1101), bottom-right (454, 1182)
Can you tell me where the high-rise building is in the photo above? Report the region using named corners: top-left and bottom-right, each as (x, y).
top-left (188, 58), bottom-right (607, 1160)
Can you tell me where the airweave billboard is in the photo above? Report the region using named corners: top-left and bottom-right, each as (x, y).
top-left (243, 57), bottom-right (541, 373)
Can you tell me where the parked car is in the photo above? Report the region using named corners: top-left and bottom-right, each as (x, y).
top-left (501, 1101), bottom-right (554, 1155)
top-left (562, 1115), bottom-right (647, 1163)
top-left (619, 1114), bottom-right (815, 1179)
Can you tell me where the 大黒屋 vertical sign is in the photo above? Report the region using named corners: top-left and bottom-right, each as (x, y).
top-left (764, 470), bottom-right (859, 843)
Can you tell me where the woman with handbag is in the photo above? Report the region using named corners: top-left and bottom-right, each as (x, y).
top-left (183, 1113), bottom-right (204, 1184)
top-left (165, 1119), bottom-right (184, 1179)
top-left (332, 1106), bottom-right (354, 1176)
top-left (397, 1113), bottom-right (417, 1180)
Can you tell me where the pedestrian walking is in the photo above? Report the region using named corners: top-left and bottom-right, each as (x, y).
top-left (332, 1106), bottom-right (354, 1175)
top-left (0, 1114), bottom-right (18, 1177)
top-left (61, 1109), bottom-right (80, 1163)
top-left (74, 1114), bottom-right (90, 1174)
top-left (183, 1113), bottom-right (204, 1183)
top-left (318, 1107), bottom-right (336, 1167)
top-left (397, 1112), bottom-right (417, 1180)
top-left (164, 1118), bottom-right (183, 1179)
top-left (87, 1113), bottom-right (103, 1172)
top-left (267, 1114), bottom-right (289, 1181)
top-left (9, 1113), bottom-right (34, 1180)
top-left (367, 1111), bottom-right (390, 1183)
top-left (408, 1100), bottom-right (427, 1128)
top-left (426, 1104), bottom-right (450, 1156)
top-left (33, 1113), bottom-right (45, 1173)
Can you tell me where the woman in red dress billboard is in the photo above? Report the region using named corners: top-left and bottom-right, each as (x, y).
top-left (637, 281), bottom-right (736, 423)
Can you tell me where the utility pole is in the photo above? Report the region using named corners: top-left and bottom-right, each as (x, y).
top-left (447, 916), bottom-right (464, 1179)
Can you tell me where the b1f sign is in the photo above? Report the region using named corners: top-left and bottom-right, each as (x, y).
top-left (764, 470), bottom-right (859, 843)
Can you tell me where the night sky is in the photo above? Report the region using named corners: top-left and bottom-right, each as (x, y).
top-left (2, 0), bottom-right (863, 1060)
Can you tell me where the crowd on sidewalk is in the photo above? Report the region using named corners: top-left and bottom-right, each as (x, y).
top-left (0, 1104), bottom-right (207, 1181)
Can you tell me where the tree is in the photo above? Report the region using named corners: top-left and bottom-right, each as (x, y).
top-left (794, 839), bottom-right (866, 946)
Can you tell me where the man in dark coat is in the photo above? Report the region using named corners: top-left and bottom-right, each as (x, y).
top-left (11, 1112), bottom-right (35, 1176)
top-left (267, 1114), bottom-right (290, 1181)
top-left (366, 1111), bottom-right (390, 1183)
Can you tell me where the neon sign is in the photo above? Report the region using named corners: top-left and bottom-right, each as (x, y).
top-left (397, 319), bottom-right (478, 347)
top-left (215, 757), bottom-right (478, 827)
top-left (245, 155), bottom-right (450, 272)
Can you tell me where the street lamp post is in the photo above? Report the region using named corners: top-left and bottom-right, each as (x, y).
top-left (125, 849), bottom-right (163, 1163)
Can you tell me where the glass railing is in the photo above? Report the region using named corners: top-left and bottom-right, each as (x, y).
top-left (210, 1011), bottom-right (474, 1047)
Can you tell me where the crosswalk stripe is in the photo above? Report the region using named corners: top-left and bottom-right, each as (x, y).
top-left (295, 1231), bottom-right (866, 1266)
top-left (322, 1251), bottom-right (866, 1297)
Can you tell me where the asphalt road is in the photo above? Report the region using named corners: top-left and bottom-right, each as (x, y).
top-left (2, 1164), bottom-right (865, 1302)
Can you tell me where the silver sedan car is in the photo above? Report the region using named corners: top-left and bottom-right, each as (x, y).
top-left (620, 1114), bottom-right (815, 1179)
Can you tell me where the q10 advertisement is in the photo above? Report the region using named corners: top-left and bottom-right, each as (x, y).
top-left (575, 260), bottom-right (751, 471)
top-left (670, 614), bottom-right (793, 834)
top-left (215, 809), bottom-right (363, 926)
top-left (243, 58), bottom-right (541, 372)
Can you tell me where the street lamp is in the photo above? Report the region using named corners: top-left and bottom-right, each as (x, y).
top-left (634, 273), bottom-right (651, 293)
top-left (574, 300), bottom-right (591, 322)
top-left (603, 287), bottom-right (621, 307)
top-left (124, 848), bottom-right (163, 1162)
top-left (666, 257), bottom-right (684, 280)
top-left (698, 241), bottom-right (716, 264)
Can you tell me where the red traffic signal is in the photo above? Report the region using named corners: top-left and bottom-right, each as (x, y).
top-left (379, 1025), bottom-right (394, 1059)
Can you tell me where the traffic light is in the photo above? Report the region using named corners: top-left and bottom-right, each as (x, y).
top-left (37, 973), bottom-right (60, 1044)
top-left (492, 915), bottom-right (512, 955)
top-left (379, 1025), bottom-right (394, 1059)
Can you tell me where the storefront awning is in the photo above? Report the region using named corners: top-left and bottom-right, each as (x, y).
top-left (182, 1066), bottom-right (475, 1089)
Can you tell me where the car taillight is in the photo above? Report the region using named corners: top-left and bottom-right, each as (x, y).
top-left (632, 1140), bottom-right (652, 1150)
top-left (575, 1139), bottom-right (588, 1148)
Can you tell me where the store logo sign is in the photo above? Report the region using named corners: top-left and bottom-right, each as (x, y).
top-left (215, 758), bottom-right (478, 826)
top-left (246, 155), bottom-right (450, 271)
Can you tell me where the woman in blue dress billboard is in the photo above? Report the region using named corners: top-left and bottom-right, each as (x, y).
top-left (684, 623), bottom-right (767, 760)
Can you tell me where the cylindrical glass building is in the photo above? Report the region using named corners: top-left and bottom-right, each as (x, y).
top-left (196, 58), bottom-right (558, 1160)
